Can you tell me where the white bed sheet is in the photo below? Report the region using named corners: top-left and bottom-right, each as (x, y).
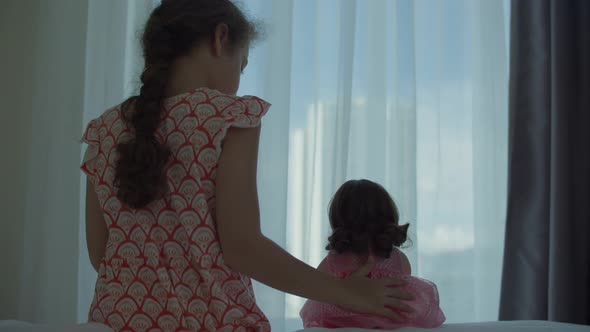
top-left (1, 320), bottom-right (587, 332)
top-left (298, 320), bottom-right (590, 332)
top-left (0, 321), bottom-right (113, 332)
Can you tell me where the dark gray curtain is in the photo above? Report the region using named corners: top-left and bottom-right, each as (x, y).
top-left (500, 0), bottom-right (590, 325)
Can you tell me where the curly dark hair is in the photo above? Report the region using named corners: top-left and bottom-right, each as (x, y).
top-left (115, 0), bottom-right (259, 208)
top-left (326, 179), bottom-right (409, 258)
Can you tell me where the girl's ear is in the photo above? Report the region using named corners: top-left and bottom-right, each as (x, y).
top-left (212, 23), bottom-right (230, 57)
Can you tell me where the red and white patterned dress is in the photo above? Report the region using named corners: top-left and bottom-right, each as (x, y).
top-left (81, 88), bottom-right (271, 332)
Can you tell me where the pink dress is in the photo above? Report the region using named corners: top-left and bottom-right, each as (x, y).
top-left (300, 249), bottom-right (445, 329)
top-left (82, 88), bottom-right (271, 332)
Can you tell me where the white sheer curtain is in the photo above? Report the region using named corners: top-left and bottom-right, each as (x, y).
top-left (238, 0), bottom-right (509, 330)
top-left (1, 0), bottom-right (91, 324)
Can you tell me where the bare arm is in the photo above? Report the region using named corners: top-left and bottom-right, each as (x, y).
top-left (85, 178), bottom-right (108, 272)
top-left (216, 126), bottom-right (341, 304)
top-left (216, 126), bottom-right (414, 317)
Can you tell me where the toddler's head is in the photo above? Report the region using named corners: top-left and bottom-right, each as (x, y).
top-left (326, 179), bottom-right (409, 259)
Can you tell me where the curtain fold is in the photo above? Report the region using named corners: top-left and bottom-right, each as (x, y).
top-left (470, 0), bottom-right (509, 319)
top-left (0, 0), bottom-right (38, 321)
top-left (3, 0), bottom-right (91, 324)
top-left (0, 0), bottom-right (153, 324)
top-left (500, 0), bottom-right (590, 325)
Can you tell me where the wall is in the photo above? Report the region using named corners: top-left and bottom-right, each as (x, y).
top-left (0, 0), bottom-right (89, 324)
top-left (0, 0), bottom-right (153, 323)
top-left (0, 0), bottom-right (38, 320)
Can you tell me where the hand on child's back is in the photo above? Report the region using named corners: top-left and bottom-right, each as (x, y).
top-left (337, 256), bottom-right (416, 321)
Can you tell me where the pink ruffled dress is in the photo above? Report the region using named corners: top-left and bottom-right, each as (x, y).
top-left (300, 249), bottom-right (445, 329)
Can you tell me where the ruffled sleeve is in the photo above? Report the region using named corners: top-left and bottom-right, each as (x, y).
top-left (222, 95), bottom-right (271, 128)
top-left (81, 119), bottom-right (100, 184)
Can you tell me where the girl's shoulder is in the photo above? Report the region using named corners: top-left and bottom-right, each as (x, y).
top-left (164, 87), bottom-right (271, 128)
top-left (82, 105), bottom-right (126, 145)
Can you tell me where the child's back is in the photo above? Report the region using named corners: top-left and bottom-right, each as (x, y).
top-left (301, 249), bottom-right (445, 329)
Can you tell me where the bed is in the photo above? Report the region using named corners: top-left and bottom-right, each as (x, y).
top-left (1, 320), bottom-right (588, 332)
top-left (297, 320), bottom-right (590, 332)
top-left (0, 321), bottom-right (112, 332)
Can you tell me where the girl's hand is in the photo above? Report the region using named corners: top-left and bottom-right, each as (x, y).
top-left (337, 257), bottom-right (416, 321)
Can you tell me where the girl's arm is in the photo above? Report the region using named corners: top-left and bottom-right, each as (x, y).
top-left (85, 178), bottom-right (108, 272)
top-left (216, 126), bottom-right (414, 319)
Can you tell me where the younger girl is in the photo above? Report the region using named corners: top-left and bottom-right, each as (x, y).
top-left (300, 180), bottom-right (446, 329)
top-left (82, 1), bottom-right (413, 331)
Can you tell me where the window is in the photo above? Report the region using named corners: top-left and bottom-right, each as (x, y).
top-left (239, 1), bottom-right (509, 330)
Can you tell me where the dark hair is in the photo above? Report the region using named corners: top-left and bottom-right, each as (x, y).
top-left (115, 0), bottom-right (259, 208)
top-left (326, 179), bottom-right (409, 258)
